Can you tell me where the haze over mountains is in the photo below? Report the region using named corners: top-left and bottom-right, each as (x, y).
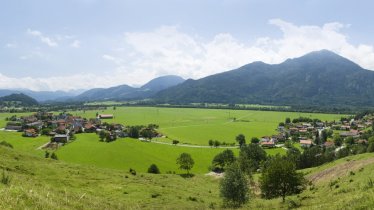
top-left (2, 50), bottom-right (374, 107)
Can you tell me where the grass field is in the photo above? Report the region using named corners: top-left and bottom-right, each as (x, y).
top-left (74, 107), bottom-right (344, 145)
top-left (1, 144), bottom-right (374, 209)
top-left (0, 107), bottom-right (342, 174)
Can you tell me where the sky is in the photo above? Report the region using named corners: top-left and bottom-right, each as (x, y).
top-left (1, 0), bottom-right (374, 91)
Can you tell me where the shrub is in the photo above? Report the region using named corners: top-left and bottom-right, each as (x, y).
top-left (50, 153), bottom-right (58, 160)
top-left (1, 170), bottom-right (11, 185)
top-left (129, 168), bottom-right (137, 176)
top-left (0, 141), bottom-right (13, 149)
top-left (151, 193), bottom-right (160, 198)
top-left (147, 164), bottom-right (161, 174)
top-left (45, 151), bottom-right (50, 158)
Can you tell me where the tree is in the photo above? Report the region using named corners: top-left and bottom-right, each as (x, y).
top-left (220, 162), bottom-right (249, 208)
top-left (260, 155), bottom-right (305, 202)
top-left (250, 137), bottom-right (260, 144)
top-left (367, 142), bottom-right (374, 153)
top-left (236, 134), bottom-right (246, 148)
top-left (99, 130), bottom-right (106, 142)
top-left (208, 139), bottom-right (214, 147)
top-left (286, 146), bottom-right (301, 168)
top-left (147, 164), bottom-right (160, 174)
top-left (128, 126), bottom-right (140, 138)
top-left (213, 140), bottom-right (221, 148)
top-left (211, 149), bottom-right (236, 172)
top-left (238, 144), bottom-right (267, 173)
top-left (172, 140), bottom-right (179, 145)
top-left (345, 137), bottom-right (355, 145)
top-left (176, 153), bottom-right (194, 174)
top-left (333, 135), bottom-right (343, 147)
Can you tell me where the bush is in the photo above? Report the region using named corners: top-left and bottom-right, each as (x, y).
top-left (0, 141), bottom-right (13, 149)
top-left (45, 151), bottom-right (50, 158)
top-left (50, 152), bottom-right (58, 160)
top-left (147, 164), bottom-right (161, 174)
top-left (1, 170), bottom-right (11, 185)
top-left (129, 168), bottom-right (137, 176)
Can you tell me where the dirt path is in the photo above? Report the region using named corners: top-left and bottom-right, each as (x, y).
top-left (307, 157), bottom-right (374, 184)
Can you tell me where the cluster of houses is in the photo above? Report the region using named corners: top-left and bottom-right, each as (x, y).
top-left (4, 112), bottom-right (124, 144)
top-left (259, 116), bottom-right (373, 149)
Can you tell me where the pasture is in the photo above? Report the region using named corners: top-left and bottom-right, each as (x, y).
top-left (75, 107), bottom-right (344, 145)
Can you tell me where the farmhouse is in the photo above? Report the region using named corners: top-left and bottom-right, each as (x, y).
top-left (5, 122), bottom-right (22, 131)
top-left (260, 141), bottom-right (275, 148)
top-left (98, 114), bottom-right (114, 119)
top-left (300, 139), bottom-right (312, 148)
top-left (52, 134), bottom-right (69, 143)
top-left (24, 129), bottom-right (37, 137)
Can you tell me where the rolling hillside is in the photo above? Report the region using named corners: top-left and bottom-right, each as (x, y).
top-left (0, 93), bottom-right (38, 106)
top-left (156, 50), bottom-right (374, 107)
top-left (1, 143), bottom-right (374, 209)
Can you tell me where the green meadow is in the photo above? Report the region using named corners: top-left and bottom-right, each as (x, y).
top-left (0, 131), bottom-right (285, 174)
top-left (0, 107), bottom-right (343, 174)
top-left (76, 107), bottom-right (344, 145)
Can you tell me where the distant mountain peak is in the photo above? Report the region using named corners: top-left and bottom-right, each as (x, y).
top-left (141, 75), bottom-right (185, 91)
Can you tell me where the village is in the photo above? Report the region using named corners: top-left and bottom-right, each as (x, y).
top-left (3, 111), bottom-right (162, 149)
top-left (258, 115), bottom-right (374, 151)
top-left (3, 110), bottom-right (374, 152)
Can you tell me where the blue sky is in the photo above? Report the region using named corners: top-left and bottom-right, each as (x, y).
top-left (1, 0), bottom-right (374, 91)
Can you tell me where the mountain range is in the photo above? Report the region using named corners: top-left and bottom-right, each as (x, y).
top-left (73, 75), bottom-right (185, 101)
top-left (155, 50), bottom-right (374, 107)
top-left (2, 50), bottom-right (374, 108)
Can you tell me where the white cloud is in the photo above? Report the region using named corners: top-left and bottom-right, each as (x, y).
top-left (5, 42), bottom-right (17, 48)
top-left (5, 20), bottom-right (374, 91)
top-left (27, 29), bottom-right (58, 47)
top-left (70, 40), bottom-right (81, 48)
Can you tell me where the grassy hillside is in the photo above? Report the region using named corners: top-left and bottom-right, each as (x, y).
top-left (1, 144), bottom-right (374, 209)
top-left (0, 146), bottom-right (221, 209)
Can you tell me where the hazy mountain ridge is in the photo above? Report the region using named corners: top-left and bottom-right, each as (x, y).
top-left (75, 75), bottom-right (185, 101)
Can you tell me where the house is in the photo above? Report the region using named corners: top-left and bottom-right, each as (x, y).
top-left (84, 123), bottom-right (96, 133)
top-left (324, 141), bottom-right (334, 148)
top-left (300, 139), bottom-right (313, 148)
top-left (340, 130), bottom-right (360, 138)
top-left (26, 121), bottom-right (43, 130)
top-left (98, 114), bottom-right (114, 119)
top-left (52, 134), bottom-right (69, 143)
top-left (24, 129), bottom-right (37, 137)
top-left (260, 141), bottom-right (275, 148)
top-left (5, 122), bottom-right (23, 131)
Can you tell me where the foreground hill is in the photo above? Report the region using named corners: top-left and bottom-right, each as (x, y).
top-left (75, 75), bottom-right (185, 101)
top-left (1, 143), bottom-right (374, 209)
top-left (0, 93), bottom-right (38, 106)
top-left (156, 50), bottom-right (374, 107)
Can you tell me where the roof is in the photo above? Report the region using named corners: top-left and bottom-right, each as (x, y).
top-left (300, 140), bottom-right (312, 145)
top-left (54, 134), bottom-right (68, 138)
top-left (261, 141), bottom-right (275, 145)
top-left (99, 114), bottom-right (113, 118)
